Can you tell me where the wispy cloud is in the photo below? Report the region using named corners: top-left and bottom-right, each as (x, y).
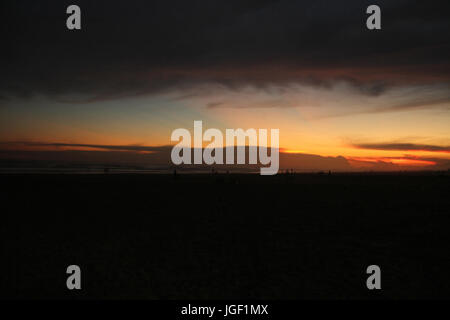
top-left (0, 142), bottom-right (171, 153)
top-left (351, 142), bottom-right (450, 153)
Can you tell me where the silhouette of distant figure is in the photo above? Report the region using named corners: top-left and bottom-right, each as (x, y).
top-left (104, 167), bottom-right (109, 174)
top-left (173, 169), bottom-right (177, 179)
top-left (328, 170), bottom-right (332, 175)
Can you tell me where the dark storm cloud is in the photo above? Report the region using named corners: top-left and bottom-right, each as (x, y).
top-left (1, 0), bottom-right (449, 100)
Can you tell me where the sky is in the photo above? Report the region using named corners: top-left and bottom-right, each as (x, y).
top-left (0, 0), bottom-right (449, 171)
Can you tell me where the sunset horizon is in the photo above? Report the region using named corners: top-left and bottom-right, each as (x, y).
top-left (1, 1), bottom-right (449, 173)
top-left (2, 0), bottom-right (450, 304)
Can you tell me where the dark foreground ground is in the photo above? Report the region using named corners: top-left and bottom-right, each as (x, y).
top-left (1, 173), bottom-right (449, 299)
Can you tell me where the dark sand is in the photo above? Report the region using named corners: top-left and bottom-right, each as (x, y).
top-left (1, 173), bottom-right (449, 299)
